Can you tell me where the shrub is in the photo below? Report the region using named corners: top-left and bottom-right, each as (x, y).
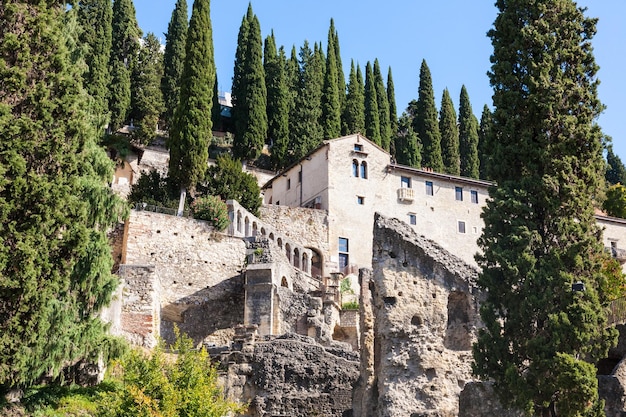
top-left (190, 195), bottom-right (229, 231)
top-left (341, 301), bottom-right (360, 311)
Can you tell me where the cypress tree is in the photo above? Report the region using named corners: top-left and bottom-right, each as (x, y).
top-left (374, 59), bottom-right (391, 151)
top-left (232, 6), bottom-right (267, 161)
top-left (161, 0), bottom-right (188, 130)
top-left (168, 0), bottom-right (215, 193)
top-left (0, 0), bottom-right (126, 387)
top-left (396, 113), bottom-right (421, 168)
top-left (478, 104), bottom-right (493, 180)
top-left (439, 88), bottom-right (459, 175)
top-left (364, 61), bottom-right (381, 146)
top-left (413, 60), bottom-right (443, 172)
top-left (231, 6), bottom-right (250, 119)
top-left (458, 85), bottom-right (480, 178)
top-left (330, 19), bottom-right (346, 121)
top-left (387, 67), bottom-right (399, 158)
top-left (342, 61), bottom-right (365, 136)
top-left (473, 1), bottom-right (619, 415)
top-left (321, 26), bottom-right (341, 139)
top-left (606, 145), bottom-right (626, 186)
top-left (264, 35), bottom-right (290, 170)
top-left (109, 0), bottom-right (141, 132)
top-left (77, 0), bottom-right (112, 128)
top-left (132, 33), bottom-right (164, 144)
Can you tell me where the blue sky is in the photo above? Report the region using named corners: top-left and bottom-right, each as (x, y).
top-left (133, 1), bottom-right (626, 161)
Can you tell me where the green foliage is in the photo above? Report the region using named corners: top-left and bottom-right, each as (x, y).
top-left (374, 59), bottom-right (391, 151)
top-left (439, 88), bottom-right (459, 175)
top-left (458, 85), bottom-right (480, 179)
top-left (128, 170), bottom-right (181, 209)
top-left (339, 277), bottom-right (354, 295)
top-left (395, 113), bottom-right (421, 168)
top-left (161, 0), bottom-right (188, 130)
top-left (606, 145), bottom-right (626, 186)
top-left (413, 60), bottom-right (443, 172)
top-left (201, 154), bottom-right (261, 216)
top-left (364, 61), bottom-right (381, 146)
top-left (190, 196), bottom-right (229, 231)
top-left (168, 0), bottom-right (215, 192)
top-left (321, 23), bottom-right (341, 140)
top-left (342, 60), bottom-right (365, 136)
top-left (264, 35), bottom-right (290, 170)
top-left (132, 33), bottom-right (164, 144)
top-left (387, 67), bottom-right (399, 158)
top-left (478, 104), bottom-right (493, 180)
top-left (474, 1), bottom-right (619, 414)
top-left (603, 183), bottom-right (626, 219)
top-left (341, 301), bottom-right (359, 311)
top-left (0, 2), bottom-right (127, 388)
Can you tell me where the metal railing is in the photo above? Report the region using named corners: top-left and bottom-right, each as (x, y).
top-left (134, 203), bottom-right (191, 217)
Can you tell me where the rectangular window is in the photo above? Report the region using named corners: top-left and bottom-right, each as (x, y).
top-left (458, 221), bottom-right (466, 234)
top-left (401, 176), bottom-right (412, 188)
top-left (354, 143), bottom-right (363, 152)
top-left (357, 196), bottom-right (365, 205)
top-left (338, 237), bottom-right (349, 272)
top-left (339, 237), bottom-right (349, 253)
top-left (409, 213), bottom-right (416, 225)
top-left (287, 178), bottom-right (291, 190)
top-left (455, 186), bottom-right (463, 201)
top-left (425, 181), bottom-right (433, 196)
top-left (471, 190), bottom-right (478, 204)
top-left (298, 171), bottom-right (302, 183)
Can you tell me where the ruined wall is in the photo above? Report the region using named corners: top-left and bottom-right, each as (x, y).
top-left (356, 214), bottom-right (482, 417)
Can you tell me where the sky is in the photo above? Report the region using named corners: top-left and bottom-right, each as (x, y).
top-left (133, 0), bottom-right (626, 161)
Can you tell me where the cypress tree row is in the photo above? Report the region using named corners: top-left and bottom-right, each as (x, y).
top-left (606, 145), bottom-right (626, 186)
top-left (109, 0), bottom-right (141, 132)
top-left (231, 6), bottom-right (250, 122)
top-left (473, 1), bottom-right (621, 415)
top-left (396, 113), bottom-right (421, 168)
top-left (478, 104), bottom-right (493, 180)
top-left (264, 34), bottom-right (290, 170)
top-left (132, 33), bottom-right (164, 144)
top-left (364, 61), bottom-right (381, 146)
top-left (439, 88), bottom-right (460, 175)
top-left (458, 85), bottom-right (480, 178)
top-left (168, 0), bottom-right (215, 193)
top-left (321, 25), bottom-right (341, 139)
top-left (413, 60), bottom-right (443, 172)
top-left (342, 61), bottom-right (365, 136)
top-left (0, 0), bottom-right (127, 387)
top-left (387, 67), bottom-right (399, 158)
top-left (77, 0), bottom-right (112, 128)
top-left (331, 19), bottom-right (346, 115)
top-left (161, 0), bottom-right (188, 130)
top-left (373, 59), bottom-right (391, 151)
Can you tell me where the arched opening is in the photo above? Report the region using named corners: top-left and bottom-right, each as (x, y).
top-left (252, 222), bottom-right (258, 237)
top-left (260, 227), bottom-right (266, 236)
top-left (281, 277), bottom-right (289, 288)
top-left (293, 248), bottom-right (300, 268)
top-left (285, 243), bottom-right (292, 263)
top-left (244, 217), bottom-right (250, 236)
top-left (360, 161), bottom-right (368, 179)
top-left (277, 237), bottom-right (283, 249)
top-left (308, 247), bottom-right (323, 278)
top-left (269, 232), bottom-right (274, 241)
top-left (352, 159), bottom-right (359, 177)
top-left (302, 252), bottom-right (309, 274)
top-left (236, 211), bottom-right (242, 233)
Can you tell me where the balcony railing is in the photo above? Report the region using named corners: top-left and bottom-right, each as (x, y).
top-left (397, 187), bottom-right (415, 202)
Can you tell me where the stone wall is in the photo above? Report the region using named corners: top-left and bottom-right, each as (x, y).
top-left (117, 265), bottom-right (160, 348)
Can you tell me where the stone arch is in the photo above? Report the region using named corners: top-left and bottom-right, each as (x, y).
top-left (236, 211), bottom-right (242, 233)
top-left (252, 221), bottom-right (258, 237)
top-left (293, 248), bottom-right (300, 268)
top-left (444, 291), bottom-right (472, 351)
top-left (277, 237), bottom-right (283, 249)
top-left (244, 216), bottom-right (250, 236)
top-left (308, 247), bottom-right (323, 278)
top-left (281, 277), bottom-right (289, 288)
top-left (260, 227), bottom-right (266, 236)
top-left (302, 252), bottom-right (309, 274)
top-left (285, 243), bottom-right (292, 263)
top-left (269, 232), bottom-right (274, 241)
top-left (352, 159), bottom-right (359, 177)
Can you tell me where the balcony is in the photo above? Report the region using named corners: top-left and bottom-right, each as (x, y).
top-left (397, 187), bottom-right (415, 202)
top-left (607, 246), bottom-right (626, 264)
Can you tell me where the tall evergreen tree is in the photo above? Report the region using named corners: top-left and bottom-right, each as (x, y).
top-left (458, 85), bottom-right (480, 178)
top-left (168, 0), bottom-right (215, 193)
top-left (606, 145), bottom-right (626, 186)
top-left (109, 0), bottom-right (141, 132)
top-left (473, 2), bottom-right (619, 416)
top-left (232, 6), bottom-right (267, 161)
top-left (264, 35), bottom-right (290, 170)
top-left (478, 104), bottom-right (493, 180)
top-left (160, 0), bottom-right (188, 130)
top-left (387, 67), bottom-right (399, 158)
top-left (77, 0), bottom-right (112, 128)
top-left (396, 113), bottom-right (421, 168)
top-left (373, 59), bottom-right (391, 151)
top-left (321, 26), bottom-right (341, 139)
top-left (231, 5), bottom-right (250, 118)
top-left (413, 60), bottom-right (443, 172)
top-left (0, 0), bottom-right (126, 387)
top-left (364, 61), bottom-right (381, 146)
top-left (439, 88), bottom-right (460, 175)
top-left (132, 33), bottom-right (164, 144)
top-left (342, 61), bottom-right (365, 136)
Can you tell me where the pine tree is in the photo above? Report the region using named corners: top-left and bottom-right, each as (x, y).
top-left (264, 34), bottom-right (290, 170)
top-left (373, 59), bottom-right (391, 151)
top-left (439, 88), bottom-right (459, 175)
top-left (413, 60), bottom-right (443, 172)
top-left (473, 2), bottom-right (620, 415)
top-left (132, 33), bottom-right (164, 144)
top-left (387, 67), bottom-right (399, 158)
top-left (161, 0), bottom-right (188, 130)
top-left (232, 5), bottom-right (267, 161)
top-left (458, 85), bottom-right (480, 178)
top-left (396, 113), bottom-right (421, 168)
top-left (109, 0), bottom-right (141, 132)
top-left (321, 25), bottom-right (341, 139)
top-left (606, 145), bottom-right (626, 186)
top-left (0, 1), bottom-right (126, 387)
top-left (342, 61), bottom-right (365, 136)
top-left (77, 0), bottom-right (112, 128)
top-left (168, 0), bottom-right (215, 193)
top-left (478, 104), bottom-right (493, 180)
top-left (364, 61), bottom-right (381, 146)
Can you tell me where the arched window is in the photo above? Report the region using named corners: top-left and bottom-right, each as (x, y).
top-left (352, 159), bottom-right (359, 177)
top-left (360, 161), bottom-right (368, 179)
top-left (294, 248), bottom-right (300, 268)
top-left (302, 252), bottom-right (309, 273)
top-left (236, 211), bottom-right (242, 233)
top-left (277, 238), bottom-right (283, 249)
top-left (285, 243), bottom-right (292, 262)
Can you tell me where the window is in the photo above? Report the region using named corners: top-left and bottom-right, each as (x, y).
top-left (357, 196), bottom-right (365, 205)
top-left (458, 221), bottom-right (466, 234)
top-left (354, 143), bottom-right (363, 152)
top-left (360, 161), bottom-right (368, 179)
top-left (401, 176), bottom-right (412, 188)
top-left (455, 186), bottom-right (463, 201)
top-left (471, 190), bottom-right (478, 204)
top-left (352, 159), bottom-right (359, 177)
top-left (425, 181), bottom-right (433, 196)
top-left (298, 171), bottom-right (302, 183)
top-left (287, 178), bottom-right (291, 190)
top-left (338, 237), bottom-right (349, 272)
top-left (409, 213), bottom-right (416, 225)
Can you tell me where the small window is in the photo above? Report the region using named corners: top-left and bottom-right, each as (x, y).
top-left (409, 213), bottom-right (416, 225)
top-left (401, 176), bottom-right (412, 188)
top-left (458, 221), bottom-right (466, 234)
top-left (425, 181), bottom-right (433, 196)
top-left (455, 186), bottom-right (463, 201)
top-left (298, 171), bottom-right (302, 183)
top-left (471, 190), bottom-right (478, 204)
top-left (360, 161), bottom-right (368, 179)
top-left (338, 237), bottom-right (349, 271)
top-left (354, 143), bottom-right (363, 152)
top-left (357, 196), bottom-right (365, 205)
top-left (352, 159), bottom-right (359, 177)
top-left (339, 237), bottom-right (349, 253)
top-left (287, 178), bottom-right (291, 190)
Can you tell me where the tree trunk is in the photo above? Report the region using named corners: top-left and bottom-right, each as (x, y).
top-left (177, 187), bottom-right (186, 216)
